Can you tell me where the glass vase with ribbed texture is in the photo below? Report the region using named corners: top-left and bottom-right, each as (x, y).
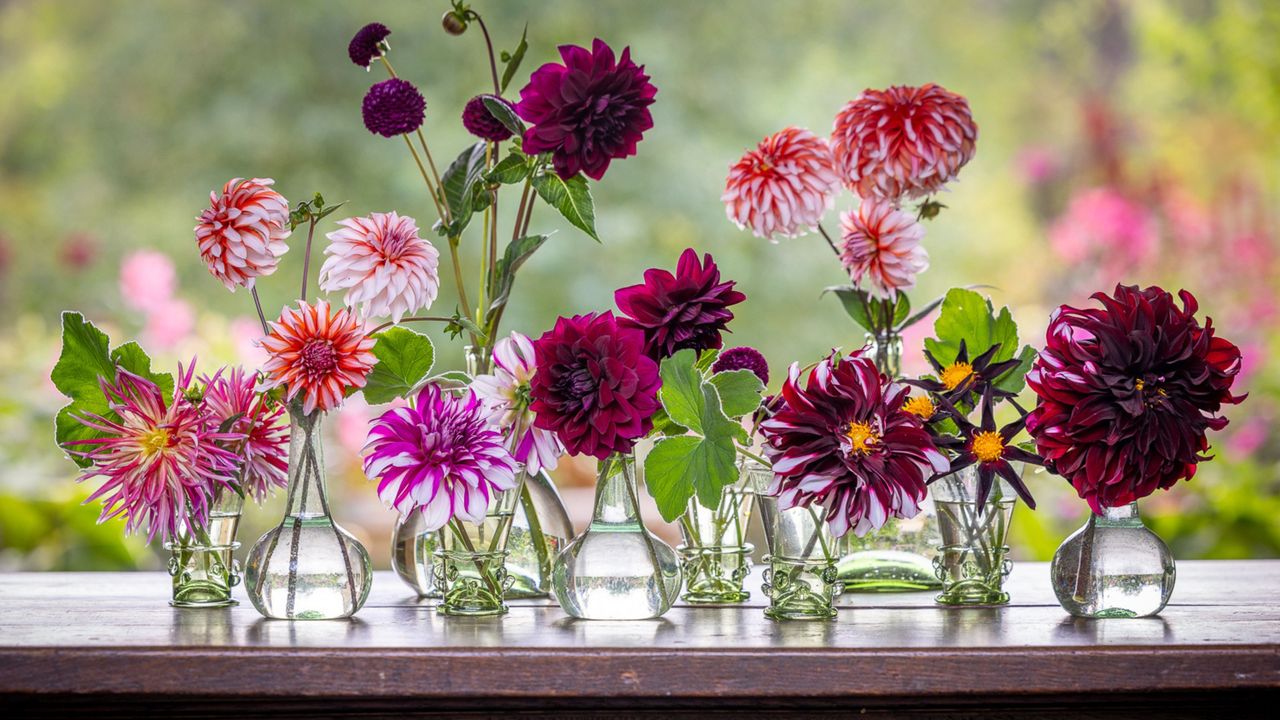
top-left (751, 463), bottom-right (840, 621)
top-left (431, 469), bottom-right (528, 617)
top-left (1051, 502), bottom-right (1175, 618)
top-left (676, 464), bottom-right (756, 604)
top-left (932, 467), bottom-right (1016, 606)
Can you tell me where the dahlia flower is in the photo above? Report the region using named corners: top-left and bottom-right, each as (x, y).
top-left (1026, 285), bottom-right (1244, 513)
top-left (711, 346), bottom-right (770, 385)
top-left (909, 340), bottom-right (1020, 406)
top-left (202, 366), bottom-right (289, 503)
top-left (722, 127), bottom-right (840, 241)
top-left (515, 38), bottom-right (657, 180)
top-left (362, 78), bottom-right (426, 138)
top-left (463, 94), bottom-right (517, 142)
top-left (830, 84), bottom-right (978, 201)
top-left (614, 248), bottom-right (746, 361)
top-left (472, 332), bottom-right (566, 475)
top-left (348, 22), bottom-right (391, 68)
top-left (932, 388), bottom-right (1043, 510)
top-left (317, 212), bottom-right (440, 323)
top-left (760, 353), bottom-right (949, 538)
top-left (259, 300), bottom-right (377, 415)
top-left (363, 384), bottom-right (519, 530)
top-left (839, 199), bottom-right (927, 299)
top-left (195, 178), bottom-right (291, 291)
top-left (66, 368), bottom-right (243, 543)
top-left (529, 312), bottom-right (661, 460)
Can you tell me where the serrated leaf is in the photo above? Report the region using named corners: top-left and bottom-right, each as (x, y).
top-left (499, 25), bottom-right (529, 93)
top-left (486, 152), bottom-right (531, 185)
top-left (649, 407), bottom-right (688, 437)
top-left (482, 95), bottom-right (525, 138)
top-left (110, 342), bottom-right (174, 397)
top-left (363, 327), bottom-right (436, 404)
top-left (693, 348), bottom-right (720, 374)
top-left (644, 434), bottom-right (739, 522)
top-left (486, 234), bottom-right (549, 320)
top-left (657, 349), bottom-right (704, 433)
top-left (994, 344), bottom-right (1037, 394)
top-left (531, 172), bottom-right (598, 241)
top-left (924, 288), bottom-right (1032, 392)
top-left (440, 143), bottom-right (488, 236)
top-left (708, 369), bottom-right (764, 419)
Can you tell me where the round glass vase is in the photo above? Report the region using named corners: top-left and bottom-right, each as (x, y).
top-left (431, 470), bottom-right (529, 617)
top-left (244, 403), bottom-right (373, 620)
top-left (676, 470), bottom-right (756, 604)
top-left (931, 467), bottom-right (1017, 606)
top-left (750, 463), bottom-right (840, 621)
top-left (165, 484), bottom-right (245, 608)
top-left (391, 510), bottom-right (441, 598)
top-left (1050, 502), bottom-right (1175, 619)
top-left (551, 451), bottom-right (682, 620)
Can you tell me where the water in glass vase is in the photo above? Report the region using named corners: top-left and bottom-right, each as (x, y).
top-left (1051, 502), bottom-right (1175, 618)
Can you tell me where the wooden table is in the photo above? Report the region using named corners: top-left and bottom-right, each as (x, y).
top-left (1, 562), bottom-right (1277, 718)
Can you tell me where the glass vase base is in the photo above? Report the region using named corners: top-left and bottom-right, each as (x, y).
top-left (678, 544), bottom-right (752, 604)
top-left (433, 549), bottom-right (513, 617)
top-left (837, 550), bottom-right (942, 592)
top-left (169, 592), bottom-right (238, 609)
top-left (762, 557), bottom-right (839, 621)
top-left (933, 583), bottom-right (1010, 606)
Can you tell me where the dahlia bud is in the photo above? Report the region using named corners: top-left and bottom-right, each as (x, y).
top-left (442, 11), bottom-right (468, 35)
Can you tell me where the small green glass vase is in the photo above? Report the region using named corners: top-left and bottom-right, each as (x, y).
top-left (432, 469), bottom-right (527, 617)
top-left (676, 473), bottom-right (756, 604)
top-left (165, 486), bottom-right (243, 608)
top-left (752, 464), bottom-right (839, 621)
top-left (932, 467), bottom-right (1016, 606)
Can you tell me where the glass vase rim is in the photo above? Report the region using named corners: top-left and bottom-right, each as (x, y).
top-left (677, 543), bottom-right (755, 555)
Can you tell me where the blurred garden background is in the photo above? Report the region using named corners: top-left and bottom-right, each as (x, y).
top-left (1, 0), bottom-right (1277, 572)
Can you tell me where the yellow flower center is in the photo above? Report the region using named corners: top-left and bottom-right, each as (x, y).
top-left (903, 396), bottom-right (936, 420)
top-left (971, 431), bottom-right (1005, 463)
top-left (845, 421), bottom-right (880, 455)
top-left (940, 362), bottom-right (974, 391)
top-left (139, 428), bottom-right (171, 457)
top-left (1134, 378), bottom-right (1145, 391)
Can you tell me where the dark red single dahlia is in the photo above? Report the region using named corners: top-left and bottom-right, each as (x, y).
top-left (515, 38), bottom-right (657, 180)
top-left (1026, 285), bottom-right (1244, 513)
top-left (760, 353), bottom-right (949, 538)
top-left (362, 78), bottom-right (426, 138)
top-left (932, 388), bottom-right (1044, 509)
top-left (712, 346), bottom-right (769, 385)
top-left (348, 23), bottom-right (391, 68)
top-left (614, 248), bottom-right (746, 361)
top-left (529, 312), bottom-right (661, 460)
top-left (462, 94), bottom-right (516, 142)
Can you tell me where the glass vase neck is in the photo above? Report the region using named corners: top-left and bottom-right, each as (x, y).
top-left (464, 345), bottom-right (491, 376)
top-left (284, 404), bottom-right (328, 518)
top-left (863, 331), bottom-right (903, 378)
top-left (591, 452), bottom-right (640, 526)
top-left (1096, 502), bottom-right (1141, 525)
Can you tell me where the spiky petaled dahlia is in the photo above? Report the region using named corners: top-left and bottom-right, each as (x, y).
top-left (259, 300), bottom-right (377, 415)
top-left (1026, 285), bottom-right (1245, 513)
top-left (348, 22), bottom-right (391, 68)
top-left (462, 94), bottom-right (517, 142)
top-left (516, 38), bottom-right (657, 180)
top-left (202, 366), bottom-right (288, 503)
top-left (472, 332), bottom-right (566, 475)
top-left (830, 84), bottom-right (978, 202)
top-left (362, 78), bottom-right (426, 138)
top-left (529, 312), bottom-right (661, 460)
top-left (194, 178), bottom-right (291, 291)
top-left (317, 212), bottom-right (440, 323)
top-left (614, 248), bottom-right (747, 361)
top-left (722, 127), bottom-right (840, 241)
top-left (711, 346), bottom-right (770, 385)
top-left (363, 384), bottom-right (519, 530)
top-left (839, 199), bottom-right (928, 298)
top-left (932, 388), bottom-right (1044, 510)
top-left (760, 353), bottom-right (949, 538)
top-left (908, 340), bottom-right (1021, 407)
top-left (66, 369), bottom-right (244, 543)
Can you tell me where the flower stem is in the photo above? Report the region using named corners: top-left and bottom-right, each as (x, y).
top-left (369, 315), bottom-right (455, 335)
top-left (470, 12), bottom-right (502, 95)
top-left (403, 135), bottom-right (448, 224)
top-left (816, 222), bottom-right (841, 258)
top-left (735, 445), bottom-right (770, 468)
top-left (250, 287), bottom-right (270, 335)
top-left (299, 217), bottom-right (318, 302)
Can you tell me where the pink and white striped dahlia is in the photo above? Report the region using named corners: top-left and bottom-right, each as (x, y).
top-left (471, 332), bottom-right (566, 475)
top-left (202, 366), bottom-right (289, 503)
top-left (363, 384), bottom-right (519, 530)
top-left (259, 300), bottom-right (377, 415)
top-left (194, 178), bottom-right (291, 291)
top-left (722, 127), bottom-right (840, 241)
top-left (839, 198), bottom-right (928, 299)
top-left (317, 212), bottom-right (440, 323)
top-left (830, 84), bottom-right (978, 202)
top-left (67, 368), bottom-right (244, 543)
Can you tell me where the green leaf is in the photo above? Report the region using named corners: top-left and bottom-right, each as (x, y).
top-left (657, 349), bottom-right (705, 433)
top-left (486, 233), bottom-right (549, 320)
top-left (486, 151), bottom-right (531, 185)
top-left (648, 407), bottom-right (688, 437)
top-left (482, 95), bottom-right (525, 138)
top-left (891, 293), bottom-right (910, 326)
top-left (440, 142), bottom-right (488, 236)
top-left (693, 348), bottom-right (720, 374)
top-left (363, 327), bottom-right (436, 404)
top-left (995, 344), bottom-right (1037, 394)
top-left (644, 435), bottom-right (738, 523)
top-left (110, 342), bottom-right (174, 397)
top-left (499, 25), bottom-right (529, 93)
top-left (708, 369), bottom-right (764, 419)
top-left (923, 289), bottom-right (1031, 394)
top-left (531, 172), bottom-right (598, 241)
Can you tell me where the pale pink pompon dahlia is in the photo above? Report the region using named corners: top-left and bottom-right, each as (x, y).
top-left (471, 332), bottom-right (566, 475)
top-left (839, 198), bottom-right (928, 299)
top-left (195, 178), bottom-right (292, 291)
top-left (830, 84), bottom-right (978, 202)
top-left (318, 212), bottom-right (440, 323)
top-left (259, 300), bottom-right (377, 415)
top-left (722, 127), bottom-right (840, 242)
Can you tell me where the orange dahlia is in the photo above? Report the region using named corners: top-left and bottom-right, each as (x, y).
top-left (839, 198), bottom-right (928, 298)
top-left (195, 178), bottom-right (292, 291)
top-left (722, 127), bottom-right (839, 241)
top-left (259, 300), bottom-right (377, 415)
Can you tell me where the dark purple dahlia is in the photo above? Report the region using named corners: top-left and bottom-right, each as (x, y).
top-left (1026, 285), bottom-right (1244, 513)
top-left (515, 38), bottom-right (657, 180)
top-left (712, 346), bottom-right (769, 385)
top-left (614, 248), bottom-right (746, 361)
top-left (931, 388), bottom-right (1044, 510)
top-left (462, 94), bottom-right (516, 142)
top-left (760, 352), bottom-right (949, 538)
top-left (348, 23), bottom-right (391, 68)
top-left (529, 312), bottom-right (661, 460)
top-left (362, 78), bottom-right (425, 138)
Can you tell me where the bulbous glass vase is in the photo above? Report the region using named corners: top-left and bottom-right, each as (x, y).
top-left (551, 451), bottom-right (682, 620)
top-left (390, 510), bottom-right (440, 598)
top-left (1051, 502), bottom-right (1175, 618)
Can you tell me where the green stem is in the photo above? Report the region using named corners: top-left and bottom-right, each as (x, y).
top-left (250, 287), bottom-right (270, 335)
top-left (735, 445), bottom-right (770, 468)
top-left (299, 217), bottom-right (318, 302)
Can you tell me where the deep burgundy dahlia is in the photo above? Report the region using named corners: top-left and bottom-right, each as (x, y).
top-left (528, 312), bottom-right (661, 460)
top-left (1026, 285), bottom-right (1244, 513)
top-left (614, 248), bottom-right (746, 361)
top-left (515, 38), bottom-right (657, 180)
top-left (348, 23), bottom-right (391, 68)
top-left (760, 353), bottom-right (949, 538)
top-left (362, 78), bottom-right (426, 138)
top-left (712, 346), bottom-right (769, 385)
top-left (462, 94), bottom-right (517, 142)
top-left (932, 388), bottom-right (1044, 510)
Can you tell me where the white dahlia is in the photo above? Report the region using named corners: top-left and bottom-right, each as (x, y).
top-left (317, 212), bottom-right (440, 323)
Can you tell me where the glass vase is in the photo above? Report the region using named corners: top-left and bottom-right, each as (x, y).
top-left (165, 485), bottom-right (244, 607)
top-left (244, 403), bottom-right (372, 620)
top-left (931, 467), bottom-right (1016, 606)
top-left (751, 463), bottom-right (840, 621)
top-left (391, 510), bottom-right (440, 598)
top-left (504, 469), bottom-right (574, 599)
top-left (551, 451), bottom-right (682, 620)
top-left (432, 470), bottom-right (528, 617)
top-left (676, 471), bottom-right (756, 604)
top-left (1051, 502), bottom-right (1175, 618)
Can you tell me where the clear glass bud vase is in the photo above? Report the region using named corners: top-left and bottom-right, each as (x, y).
top-left (1051, 502), bottom-right (1175, 618)
top-left (676, 466), bottom-right (756, 604)
top-left (932, 467), bottom-right (1016, 606)
top-left (245, 404), bottom-right (372, 620)
top-left (165, 485), bottom-right (244, 608)
top-left (750, 463), bottom-right (840, 621)
top-left (432, 470), bottom-right (528, 617)
top-left (551, 451), bottom-right (682, 620)
top-left (391, 510), bottom-right (440, 598)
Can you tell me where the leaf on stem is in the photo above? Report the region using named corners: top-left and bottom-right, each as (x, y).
top-left (440, 142), bottom-right (489, 236)
top-left (486, 150), bottom-right (532, 185)
top-left (486, 233), bottom-right (549, 320)
top-left (363, 326), bottom-right (436, 404)
top-left (531, 171), bottom-right (598, 241)
top-left (923, 288), bottom-right (1035, 393)
top-left (499, 25), bottom-right (529, 93)
top-left (482, 95), bottom-right (525, 137)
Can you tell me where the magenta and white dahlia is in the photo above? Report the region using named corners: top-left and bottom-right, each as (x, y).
top-left (471, 332), bottom-right (566, 475)
top-left (202, 366), bottom-right (289, 503)
top-left (363, 384), bottom-right (519, 530)
top-left (318, 212), bottom-right (440, 323)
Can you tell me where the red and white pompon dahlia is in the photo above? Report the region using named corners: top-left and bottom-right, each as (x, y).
top-left (723, 127), bottom-right (840, 242)
top-left (839, 198), bottom-right (928, 298)
top-left (830, 84), bottom-right (978, 202)
top-left (195, 178), bottom-right (292, 291)
top-left (259, 300), bottom-right (377, 415)
top-left (317, 212), bottom-right (440, 323)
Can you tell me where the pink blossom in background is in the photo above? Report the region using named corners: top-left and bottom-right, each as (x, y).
top-left (1225, 415), bottom-right (1268, 459)
top-left (1160, 187), bottom-right (1211, 254)
top-left (1048, 187), bottom-right (1157, 283)
top-left (336, 393), bottom-right (374, 459)
top-left (60, 233), bottom-right (98, 271)
top-left (897, 309), bottom-right (938, 377)
top-left (1015, 146), bottom-right (1060, 185)
top-left (141, 298), bottom-right (194, 350)
top-left (119, 250), bottom-right (177, 311)
top-left (230, 317), bottom-right (269, 368)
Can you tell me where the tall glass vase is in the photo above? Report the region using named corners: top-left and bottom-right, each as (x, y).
top-left (676, 468), bottom-right (756, 604)
top-left (932, 467), bottom-right (1016, 606)
top-left (432, 470), bottom-right (528, 616)
top-left (1051, 502), bottom-right (1175, 618)
top-left (245, 403), bottom-right (372, 620)
top-left (551, 451), bottom-right (682, 620)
